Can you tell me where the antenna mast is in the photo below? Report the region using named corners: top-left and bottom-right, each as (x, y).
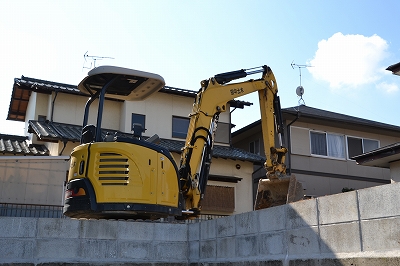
top-left (291, 61), bottom-right (312, 106)
top-left (83, 51), bottom-right (114, 70)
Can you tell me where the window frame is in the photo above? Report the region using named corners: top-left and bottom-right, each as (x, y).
top-left (249, 139), bottom-right (260, 155)
top-left (38, 115), bottom-right (47, 122)
top-left (131, 113), bottom-right (146, 131)
top-left (346, 135), bottom-right (379, 160)
top-left (214, 122), bottom-right (231, 144)
top-left (309, 130), bottom-right (346, 160)
top-left (172, 116), bottom-right (190, 139)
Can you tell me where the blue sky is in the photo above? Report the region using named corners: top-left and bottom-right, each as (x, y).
top-left (1, 1), bottom-right (400, 135)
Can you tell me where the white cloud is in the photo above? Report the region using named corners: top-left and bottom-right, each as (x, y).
top-left (376, 82), bottom-right (399, 93)
top-left (308, 32), bottom-right (388, 89)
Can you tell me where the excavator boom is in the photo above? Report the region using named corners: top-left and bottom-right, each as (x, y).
top-left (178, 65), bottom-right (303, 215)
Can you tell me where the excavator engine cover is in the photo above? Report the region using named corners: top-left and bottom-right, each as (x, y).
top-left (254, 175), bottom-right (303, 210)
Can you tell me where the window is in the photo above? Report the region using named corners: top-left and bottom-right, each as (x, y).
top-left (347, 137), bottom-right (379, 159)
top-left (201, 185), bottom-right (235, 212)
top-left (172, 116), bottom-right (190, 139)
top-left (249, 139), bottom-right (260, 155)
top-left (38, 115), bottom-right (47, 122)
top-left (131, 113), bottom-right (145, 131)
top-left (310, 131), bottom-right (345, 159)
top-left (214, 122), bottom-right (230, 144)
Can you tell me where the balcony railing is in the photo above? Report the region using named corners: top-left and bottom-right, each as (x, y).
top-left (0, 203), bottom-right (64, 218)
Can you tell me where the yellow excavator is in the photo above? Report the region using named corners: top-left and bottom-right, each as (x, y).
top-left (63, 65), bottom-right (302, 220)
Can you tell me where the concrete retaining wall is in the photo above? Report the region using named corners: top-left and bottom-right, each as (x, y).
top-left (1, 182), bottom-right (400, 265)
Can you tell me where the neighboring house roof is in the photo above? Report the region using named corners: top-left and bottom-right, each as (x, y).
top-left (386, 61), bottom-right (400, 76)
top-left (352, 142), bottom-right (400, 169)
top-left (0, 134), bottom-right (49, 156)
top-left (232, 105), bottom-right (400, 137)
top-left (8, 75), bottom-right (252, 122)
top-left (28, 120), bottom-right (265, 163)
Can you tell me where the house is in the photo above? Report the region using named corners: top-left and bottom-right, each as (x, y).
top-left (5, 74), bottom-right (265, 217)
top-left (232, 104), bottom-right (400, 199)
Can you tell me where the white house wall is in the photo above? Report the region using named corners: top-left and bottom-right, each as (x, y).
top-left (24, 92), bottom-right (37, 136)
top-left (46, 141), bottom-right (78, 157)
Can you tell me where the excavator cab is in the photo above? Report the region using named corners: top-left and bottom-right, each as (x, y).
top-left (63, 66), bottom-right (183, 219)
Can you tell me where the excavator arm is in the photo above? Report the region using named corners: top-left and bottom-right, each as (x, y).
top-left (178, 65), bottom-right (288, 216)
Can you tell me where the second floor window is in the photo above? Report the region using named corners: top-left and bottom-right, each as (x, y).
top-left (214, 122), bottom-right (230, 144)
top-left (310, 131), bottom-right (345, 159)
top-left (132, 113), bottom-right (145, 131)
top-left (347, 136), bottom-right (379, 159)
top-left (249, 139), bottom-right (260, 155)
top-left (172, 116), bottom-right (190, 139)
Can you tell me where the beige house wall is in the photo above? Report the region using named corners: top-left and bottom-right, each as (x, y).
top-left (121, 93), bottom-right (230, 141)
top-left (290, 122), bottom-right (400, 160)
top-left (390, 160), bottom-right (400, 183)
top-left (149, 152), bottom-right (253, 214)
top-left (233, 130), bottom-right (265, 156)
top-left (25, 92), bottom-right (122, 131)
top-left (51, 93), bottom-right (122, 130)
top-left (208, 158), bottom-right (254, 215)
top-left (289, 123), bottom-right (395, 196)
top-left (233, 118), bottom-right (399, 198)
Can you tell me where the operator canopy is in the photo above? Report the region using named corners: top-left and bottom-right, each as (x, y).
top-left (78, 65), bottom-right (165, 101)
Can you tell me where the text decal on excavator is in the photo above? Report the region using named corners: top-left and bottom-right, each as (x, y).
top-left (230, 87), bottom-right (244, 95)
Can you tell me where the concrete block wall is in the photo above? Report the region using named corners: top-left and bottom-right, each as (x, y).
top-left (1, 182), bottom-right (400, 265)
top-left (0, 218), bottom-right (188, 265)
top-left (189, 182), bottom-right (400, 265)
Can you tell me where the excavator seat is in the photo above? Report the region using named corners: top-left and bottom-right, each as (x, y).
top-left (81, 125), bottom-right (96, 144)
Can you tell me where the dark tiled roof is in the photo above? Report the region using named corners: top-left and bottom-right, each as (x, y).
top-left (283, 105), bottom-right (400, 132)
top-left (15, 76), bottom-right (83, 95)
top-left (28, 120), bottom-right (264, 163)
top-left (352, 142), bottom-right (400, 168)
top-left (158, 137), bottom-right (264, 162)
top-left (233, 105), bottom-right (400, 136)
top-left (0, 134), bottom-right (49, 156)
top-left (8, 76), bottom-right (251, 122)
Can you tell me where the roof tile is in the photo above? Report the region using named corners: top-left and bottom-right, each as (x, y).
top-left (0, 134), bottom-right (49, 156)
top-left (28, 120), bottom-right (264, 163)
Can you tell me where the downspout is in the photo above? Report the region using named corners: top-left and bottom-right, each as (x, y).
top-left (229, 107), bottom-right (237, 146)
top-left (286, 110), bottom-right (300, 175)
top-left (59, 140), bottom-right (68, 156)
top-left (50, 90), bottom-right (69, 156)
top-left (50, 90), bottom-right (59, 122)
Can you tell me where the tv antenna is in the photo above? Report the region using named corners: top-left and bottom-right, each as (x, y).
top-left (83, 51), bottom-right (114, 70)
top-left (291, 61), bottom-right (312, 106)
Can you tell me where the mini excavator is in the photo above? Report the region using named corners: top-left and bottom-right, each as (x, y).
top-left (63, 65), bottom-right (302, 220)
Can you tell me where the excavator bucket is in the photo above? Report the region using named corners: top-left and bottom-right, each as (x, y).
top-left (254, 175), bottom-right (304, 210)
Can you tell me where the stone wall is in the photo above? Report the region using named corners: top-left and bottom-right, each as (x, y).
top-left (1, 182), bottom-right (400, 265)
